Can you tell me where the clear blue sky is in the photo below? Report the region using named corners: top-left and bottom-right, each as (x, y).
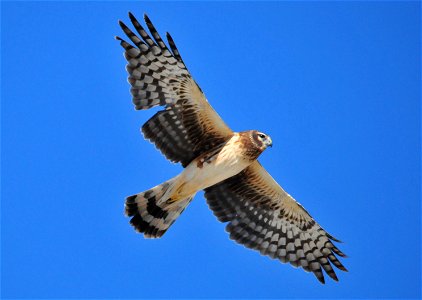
top-left (2, 1), bottom-right (420, 299)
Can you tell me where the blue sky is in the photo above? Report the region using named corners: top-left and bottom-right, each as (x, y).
top-left (1, 1), bottom-right (420, 299)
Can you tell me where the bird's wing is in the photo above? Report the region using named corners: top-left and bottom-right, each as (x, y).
top-left (117, 13), bottom-right (233, 167)
top-left (204, 161), bottom-right (347, 284)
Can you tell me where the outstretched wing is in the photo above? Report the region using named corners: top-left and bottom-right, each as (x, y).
top-left (204, 161), bottom-right (347, 284)
top-left (116, 13), bottom-right (233, 167)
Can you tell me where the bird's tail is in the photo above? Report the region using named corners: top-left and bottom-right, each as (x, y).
top-left (125, 177), bottom-right (195, 238)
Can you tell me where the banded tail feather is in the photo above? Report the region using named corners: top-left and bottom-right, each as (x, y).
top-left (125, 178), bottom-right (195, 238)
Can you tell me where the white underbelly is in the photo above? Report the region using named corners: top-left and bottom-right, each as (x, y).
top-left (178, 149), bottom-right (250, 195)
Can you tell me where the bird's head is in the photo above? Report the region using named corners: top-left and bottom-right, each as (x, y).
top-left (239, 130), bottom-right (273, 160)
top-left (253, 131), bottom-right (272, 149)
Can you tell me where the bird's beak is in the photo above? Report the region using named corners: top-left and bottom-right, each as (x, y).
top-left (267, 137), bottom-right (273, 148)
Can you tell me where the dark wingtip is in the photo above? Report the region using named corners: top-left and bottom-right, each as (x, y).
top-left (327, 232), bottom-right (343, 243)
top-left (313, 269), bottom-right (326, 284)
top-left (144, 14), bottom-right (152, 26)
top-left (333, 247), bottom-right (347, 258)
top-left (328, 271), bottom-right (339, 282)
top-left (118, 20), bottom-right (127, 30)
top-left (166, 32), bottom-right (175, 44)
top-left (129, 12), bottom-right (137, 23)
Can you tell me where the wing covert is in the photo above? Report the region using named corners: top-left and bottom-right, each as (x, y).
top-left (204, 161), bottom-right (347, 284)
top-left (117, 13), bottom-right (233, 166)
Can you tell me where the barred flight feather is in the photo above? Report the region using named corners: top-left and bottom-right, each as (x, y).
top-left (116, 13), bottom-right (232, 167)
top-left (205, 161), bottom-right (347, 284)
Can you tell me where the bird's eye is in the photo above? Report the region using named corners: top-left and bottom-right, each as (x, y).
top-left (258, 134), bottom-right (266, 139)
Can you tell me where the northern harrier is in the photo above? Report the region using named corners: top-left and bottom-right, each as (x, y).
top-left (116, 13), bottom-right (347, 284)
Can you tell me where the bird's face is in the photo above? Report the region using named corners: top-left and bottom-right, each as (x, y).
top-left (253, 131), bottom-right (273, 150)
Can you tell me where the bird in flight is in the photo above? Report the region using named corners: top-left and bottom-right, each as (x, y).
top-left (116, 13), bottom-right (347, 284)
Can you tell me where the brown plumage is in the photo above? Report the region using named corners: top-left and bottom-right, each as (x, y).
top-left (238, 130), bottom-right (271, 160)
top-left (117, 12), bottom-right (347, 284)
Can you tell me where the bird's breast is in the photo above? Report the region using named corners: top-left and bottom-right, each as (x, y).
top-left (179, 135), bottom-right (252, 194)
